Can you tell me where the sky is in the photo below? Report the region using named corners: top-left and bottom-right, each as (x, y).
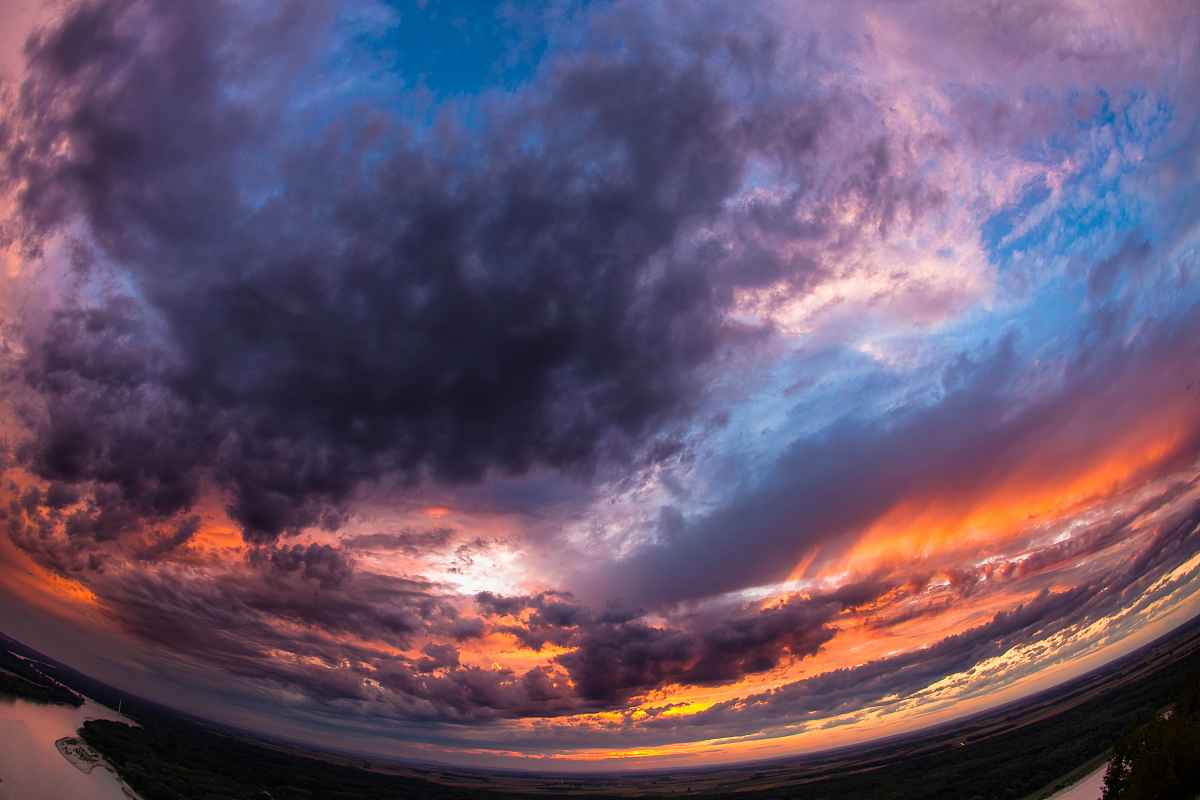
top-left (0, 0), bottom-right (1199, 772)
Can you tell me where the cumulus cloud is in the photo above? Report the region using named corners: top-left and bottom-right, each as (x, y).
top-left (0, 0), bottom-right (1199, 765)
top-left (2, 0), bottom-right (756, 541)
top-left (0, 0), bottom-right (989, 548)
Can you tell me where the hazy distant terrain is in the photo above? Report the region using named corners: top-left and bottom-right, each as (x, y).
top-left (0, 646), bottom-right (83, 708)
top-left (5, 615), bottom-right (1200, 799)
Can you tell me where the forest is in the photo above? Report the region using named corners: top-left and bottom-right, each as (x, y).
top-left (0, 645), bottom-right (83, 707)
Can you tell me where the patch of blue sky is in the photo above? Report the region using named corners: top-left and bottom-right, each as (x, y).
top-left (980, 177), bottom-right (1051, 260)
top-left (246, 1), bottom-right (531, 150)
top-left (987, 227), bottom-right (1199, 401)
top-left (734, 87), bottom-right (1191, 469)
top-left (284, 3), bottom-right (421, 131)
top-left (991, 99), bottom-right (1183, 307)
top-left (788, 349), bottom-right (931, 425)
top-left (670, 339), bottom-right (978, 538)
top-left (1069, 89), bottom-right (1117, 130)
top-left (1089, 186), bottom-right (1193, 319)
top-left (213, 3), bottom-right (412, 189)
top-left (699, 338), bottom-right (948, 493)
top-left (303, 0), bottom-right (619, 148)
top-left (338, 0), bottom-right (597, 99)
top-left (739, 146), bottom-right (1183, 475)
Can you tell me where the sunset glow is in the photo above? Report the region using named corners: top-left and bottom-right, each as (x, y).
top-left (1, 0), bottom-right (1199, 773)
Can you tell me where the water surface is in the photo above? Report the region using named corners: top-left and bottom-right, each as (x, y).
top-left (0, 694), bottom-right (131, 800)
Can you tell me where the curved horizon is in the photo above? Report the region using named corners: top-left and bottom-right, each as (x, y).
top-left (1, 0), bottom-right (1200, 772)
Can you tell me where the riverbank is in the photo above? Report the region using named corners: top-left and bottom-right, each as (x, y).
top-left (1045, 761), bottom-right (1108, 800)
top-left (57, 735), bottom-right (104, 773)
top-left (56, 733), bottom-right (149, 800)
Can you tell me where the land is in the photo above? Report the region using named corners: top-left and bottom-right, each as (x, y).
top-left (255, 616), bottom-right (1200, 799)
top-left (4, 617), bottom-right (1200, 800)
top-left (56, 735), bottom-right (105, 773)
top-left (0, 644), bottom-right (84, 707)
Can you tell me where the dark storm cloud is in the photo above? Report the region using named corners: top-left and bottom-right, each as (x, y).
top-left (260, 542), bottom-right (356, 589)
top-left (120, 580), bottom-right (842, 718)
top-left (83, 560), bottom-right (458, 705)
top-left (557, 597), bottom-right (838, 704)
top-left (475, 587), bottom-right (898, 707)
top-left (0, 0), bottom-right (938, 547)
top-left (455, 590), bottom-right (843, 713)
top-left (81, 562), bottom-right (834, 719)
top-left (3, 0), bottom-right (743, 540)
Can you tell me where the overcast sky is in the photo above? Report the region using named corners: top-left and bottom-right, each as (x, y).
top-left (1, 0), bottom-right (1199, 771)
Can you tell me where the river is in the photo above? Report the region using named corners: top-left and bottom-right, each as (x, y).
top-left (0, 694), bottom-right (132, 800)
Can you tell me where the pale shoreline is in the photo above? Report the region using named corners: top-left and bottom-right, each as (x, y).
top-left (54, 732), bottom-right (147, 800)
top-left (55, 735), bottom-right (103, 774)
top-left (1044, 761), bottom-right (1108, 800)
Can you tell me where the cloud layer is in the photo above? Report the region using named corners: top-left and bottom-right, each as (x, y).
top-left (1, 0), bottom-right (1199, 768)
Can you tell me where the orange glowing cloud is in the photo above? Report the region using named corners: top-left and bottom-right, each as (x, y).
top-left (825, 412), bottom-right (1197, 582)
top-left (0, 534), bottom-right (103, 624)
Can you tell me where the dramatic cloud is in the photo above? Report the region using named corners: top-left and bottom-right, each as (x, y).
top-left (588, 301), bottom-right (1200, 606)
top-left (5, 0), bottom-right (776, 540)
top-left (0, 0), bottom-right (1199, 769)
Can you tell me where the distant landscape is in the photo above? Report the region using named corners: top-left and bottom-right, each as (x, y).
top-left (0, 645), bottom-right (84, 708)
top-left (5, 615), bottom-right (1200, 800)
top-left (2, 0), bottom-right (1200, 788)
